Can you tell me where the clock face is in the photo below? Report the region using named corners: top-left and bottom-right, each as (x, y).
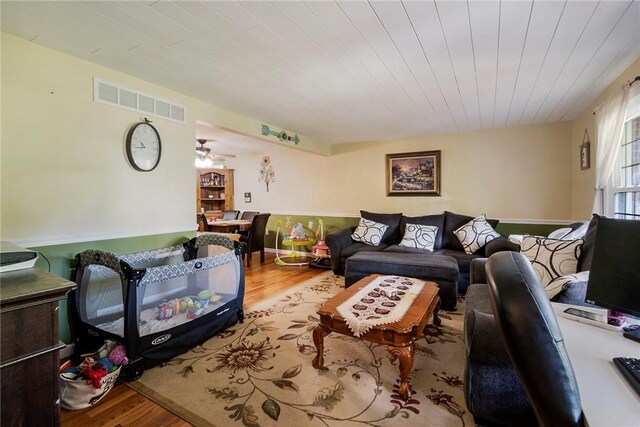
top-left (126, 122), bottom-right (161, 172)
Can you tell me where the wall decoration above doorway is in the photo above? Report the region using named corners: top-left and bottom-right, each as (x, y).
top-left (386, 150), bottom-right (441, 197)
top-left (259, 156), bottom-right (275, 192)
top-left (261, 124), bottom-right (300, 145)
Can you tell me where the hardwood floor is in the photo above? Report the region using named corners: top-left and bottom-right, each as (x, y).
top-left (61, 252), bottom-right (327, 427)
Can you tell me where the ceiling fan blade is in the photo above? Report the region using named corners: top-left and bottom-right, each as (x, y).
top-left (195, 146), bottom-right (211, 156)
top-left (196, 138), bottom-right (237, 161)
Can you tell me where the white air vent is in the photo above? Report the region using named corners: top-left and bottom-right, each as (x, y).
top-left (94, 78), bottom-right (186, 123)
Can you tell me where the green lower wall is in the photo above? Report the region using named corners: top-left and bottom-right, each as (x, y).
top-left (29, 231), bottom-right (196, 344)
top-left (262, 214), bottom-right (566, 250)
top-left (263, 214), bottom-right (360, 249)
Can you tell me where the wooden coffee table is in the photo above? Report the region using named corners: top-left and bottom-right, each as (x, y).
top-left (312, 274), bottom-right (441, 400)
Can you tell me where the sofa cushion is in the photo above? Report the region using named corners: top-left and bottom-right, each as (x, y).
top-left (351, 217), bottom-right (389, 246)
top-left (400, 214), bottom-right (445, 249)
top-left (454, 215), bottom-right (501, 254)
top-left (384, 245), bottom-right (432, 255)
top-left (443, 211), bottom-right (499, 251)
top-left (399, 224), bottom-right (438, 251)
top-left (520, 236), bottom-right (583, 288)
top-left (341, 242), bottom-right (388, 258)
top-left (434, 248), bottom-right (483, 273)
top-left (466, 283), bottom-right (493, 313)
top-left (346, 251), bottom-right (459, 282)
top-left (546, 271), bottom-right (590, 299)
top-left (551, 277), bottom-right (590, 306)
top-left (361, 210), bottom-right (403, 245)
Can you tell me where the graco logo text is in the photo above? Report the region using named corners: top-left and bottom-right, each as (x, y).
top-left (152, 334), bottom-right (171, 345)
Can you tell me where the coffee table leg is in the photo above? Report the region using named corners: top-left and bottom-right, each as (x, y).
top-left (388, 344), bottom-right (415, 400)
top-left (312, 325), bottom-right (331, 369)
top-left (433, 297), bottom-right (442, 327)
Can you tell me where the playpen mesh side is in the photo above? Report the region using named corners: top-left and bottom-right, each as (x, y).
top-left (132, 249), bottom-right (240, 337)
top-left (77, 245), bottom-right (240, 338)
top-left (193, 233), bottom-right (235, 251)
top-left (76, 250), bottom-right (126, 330)
top-left (76, 246), bottom-right (187, 331)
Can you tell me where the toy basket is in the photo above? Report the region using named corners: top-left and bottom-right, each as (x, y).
top-left (59, 360), bottom-right (121, 410)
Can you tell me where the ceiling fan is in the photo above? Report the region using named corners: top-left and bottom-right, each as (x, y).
top-left (195, 139), bottom-right (237, 163)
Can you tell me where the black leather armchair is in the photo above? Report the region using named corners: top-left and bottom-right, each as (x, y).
top-left (239, 213), bottom-right (270, 268)
top-left (486, 252), bottom-right (585, 427)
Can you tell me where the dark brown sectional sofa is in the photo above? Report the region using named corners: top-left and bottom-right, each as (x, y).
top-left (326, 210), bottom-right (517, 301)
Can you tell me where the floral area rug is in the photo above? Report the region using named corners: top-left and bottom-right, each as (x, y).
top-left (127, 271), bottom-right (472, 427)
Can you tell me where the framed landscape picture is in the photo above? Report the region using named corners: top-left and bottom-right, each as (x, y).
top-left (386, 150), bottom-right (441, 197)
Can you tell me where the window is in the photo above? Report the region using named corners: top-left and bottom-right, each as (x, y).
top-left (614, 92), bottom-right (640, 219)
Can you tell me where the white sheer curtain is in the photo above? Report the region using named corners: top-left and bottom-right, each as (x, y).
top-left (593, 84), bottom-right (630, 214)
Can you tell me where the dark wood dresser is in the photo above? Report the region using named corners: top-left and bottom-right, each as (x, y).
top-left (1, 268), bottom-right (76, 427)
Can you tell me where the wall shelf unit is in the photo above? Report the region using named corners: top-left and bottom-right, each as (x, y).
top-left (197, 169), bottom-right (234, 218)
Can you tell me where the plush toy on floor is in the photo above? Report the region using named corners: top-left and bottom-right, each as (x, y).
top-left (108, 344), bottom-right (129, 366)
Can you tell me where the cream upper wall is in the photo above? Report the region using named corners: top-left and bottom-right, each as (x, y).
top-left (2, 31), bottom-right (586, 248)
top-left (571, 57), bottom-right (640, 219)
top-left (229, 121), bottom-right (574, 222)
top-left (0, 33), bottom-right (320, 246)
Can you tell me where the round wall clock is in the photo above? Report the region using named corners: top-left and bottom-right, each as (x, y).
top-left (125, 119), bottom-right (161, 172)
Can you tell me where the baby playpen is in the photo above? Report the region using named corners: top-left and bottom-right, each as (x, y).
top-left (70, 234), bottom-right (244, 380)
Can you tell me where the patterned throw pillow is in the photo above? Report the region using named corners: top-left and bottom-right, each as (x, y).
top-left (399, 224), bottom-right (439, 251)
top-left (520, 236), bottom-right (583, 289)
top-left (351, 218), bottom-right (389, 246)
top-left (454, 215), bottom-right (501, 254)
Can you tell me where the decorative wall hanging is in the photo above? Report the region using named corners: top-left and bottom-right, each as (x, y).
top-left (386, 150), bottom-right (441, 197)
top-left (580, 130), bottom-right (591, 170)
top-left (259, 156), bottom-right (275, 192)
top-left (261, 124), bottom-right (300, 145)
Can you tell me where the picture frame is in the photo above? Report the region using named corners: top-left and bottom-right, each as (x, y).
top-left (580, 141), bottom-right (590, 170)
top-left (386, 150), bottom-right (441, 197)
top-left (580, 129), bottom-right (591, 170)
top-left (244, 192), bottom-right (252, 203)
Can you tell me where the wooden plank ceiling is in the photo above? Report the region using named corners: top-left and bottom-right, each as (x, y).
top-left (2, 0), bottom-right (639, 144)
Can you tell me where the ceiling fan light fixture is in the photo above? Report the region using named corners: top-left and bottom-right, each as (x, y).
top-left (195, 139), bottom-right (211, 157)
top-left (195, 156), bottom-right (213, 168)
top-left (195, 138), bottom-right (236, 167)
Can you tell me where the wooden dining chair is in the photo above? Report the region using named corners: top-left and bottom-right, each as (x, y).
top-left (222, 210), bottom-right (240, 220)
top-left (238, 211), bottom-right (260, 237)
top-left (240, 211), bottom-right (259, 221)
top-left (199, 213), bottom-right (211, 232)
